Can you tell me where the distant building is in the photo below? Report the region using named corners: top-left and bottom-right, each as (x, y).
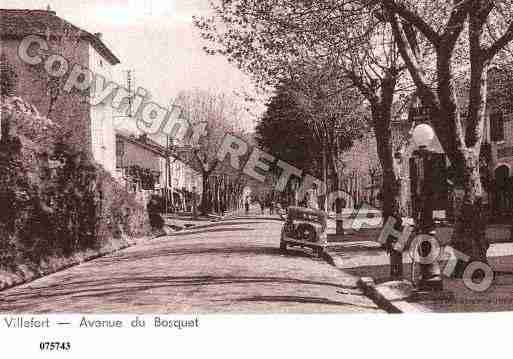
top-left (0, 8), bottom-right (120, 173)
top-left (115, 132), bottom-right (165, 192)
top-left (115, 131), bottom-right (202, 211)
top-left (394, 70), bottom-right (513, 220)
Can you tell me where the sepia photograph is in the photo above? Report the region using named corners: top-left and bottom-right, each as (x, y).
top-left (1, 0), bottom-right (513, 356)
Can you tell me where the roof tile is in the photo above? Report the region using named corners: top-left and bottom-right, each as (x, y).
top-left (0, 9), bottom-right (120, 64)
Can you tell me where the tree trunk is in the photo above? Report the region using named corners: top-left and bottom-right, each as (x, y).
top-left (371, 73), bottom-right (404, 280)
top-left (374, 123), bottom-right (404, 279)
top-left (441, 51), bottom-right (490, 271)
top-left (200, 171), bottom-right (211, 215)
top-left (329, 161), bottom-right (345, 235)
top-left (451, 150), bottom-right (489, 272)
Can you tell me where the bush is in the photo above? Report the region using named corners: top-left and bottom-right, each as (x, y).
top-left (0, 98), bottom-right (151, 269)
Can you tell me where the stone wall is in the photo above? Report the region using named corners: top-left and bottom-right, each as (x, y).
top-left (0, 37), bottom-right (92, 156)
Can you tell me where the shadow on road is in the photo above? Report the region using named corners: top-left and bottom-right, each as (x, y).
top-left (93, 245), bottom-right (313, 263)
top-left (168, 227), bottom-right (255, 237)
top-left (238, 295), bottom-right (378, 309)
top-left (0, 275), bottom-right (360, 312)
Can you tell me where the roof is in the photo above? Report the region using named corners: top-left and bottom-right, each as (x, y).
top-left (115, 130), bottom-right (203, 175)
top-left (0, 9), bottom-right (120, 65)
top-left (116, 131), bottom-right (167, 158)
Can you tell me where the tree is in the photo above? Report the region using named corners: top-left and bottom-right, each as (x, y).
top-left (255, 78), bottom-right (366, 224)
top-left (292, 67), bottom-right (368, 200)
top-left (174, 89), bottom-right (247, 215)
top-left (382, 0), bottom-right (513, 267)
top-left (255, 82), bottom-right (323, 176)
top-left (195, 1), bottom-right (415, 276)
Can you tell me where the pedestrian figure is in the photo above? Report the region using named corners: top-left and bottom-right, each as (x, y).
top-left (147, 195), bottom-right (165, 235)
top-left (299, 191), bottom-right (308, 208)
top-left (259, 198), bottom-right (264, 215)
top-left (306, 184), bottom-right (319, 210)
top-left (276, 202), bottom-right (283, 216)
top-left (244, 197), bottom-right (250, 214)
top-left (265, 196), bottom-right (271, 214)
top-left (221, 201), bottom-right (227, 217)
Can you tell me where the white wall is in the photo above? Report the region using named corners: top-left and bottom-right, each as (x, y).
top-left (89, 45), bottom-right (117, 175)
top-left (170, 158), bottom-right (202, 195)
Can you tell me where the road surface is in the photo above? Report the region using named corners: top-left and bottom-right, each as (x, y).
top-left (0, 215), bottom-right (382, 314)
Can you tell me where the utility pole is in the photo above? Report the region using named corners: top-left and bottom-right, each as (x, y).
top-left (323, 135), bottom-right (328, 212)
top-left (165, 99), bottom-right (179, 215)
top-left (125, 70), bottom-right (133, 117)
top-left (165, 135), bottom-right (171, 214)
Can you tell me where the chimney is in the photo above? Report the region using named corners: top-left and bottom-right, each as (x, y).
top-left (94, 32), bottom-right (103, 40)
top-left (45, 4), bottom-right (56, 15)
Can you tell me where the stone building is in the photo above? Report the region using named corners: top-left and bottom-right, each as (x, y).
top-left (0, 8), bottom-right (120, 173)
top-left (115, 131), bottom-right (202, 211)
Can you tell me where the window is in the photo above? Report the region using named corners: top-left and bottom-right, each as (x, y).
top-left (490, 111), bottom-right (505, 142)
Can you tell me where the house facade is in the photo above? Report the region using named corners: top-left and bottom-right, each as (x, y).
top-left (481, 102), bottom-right (513, 221)
top-left (115, 131), bottom-right (202, 211)
top-left (0, 8), bottom-right (120, 173)
top-left (115, 132), bottom-right (164, 192)
top-left (393, 82), bottom-right (513, 221)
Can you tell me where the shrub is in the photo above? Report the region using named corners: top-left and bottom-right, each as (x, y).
top-left (0, 98), bottom-right (151, 269)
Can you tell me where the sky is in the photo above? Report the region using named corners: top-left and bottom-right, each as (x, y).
top-left (2, 0), bottom-right (266, 132)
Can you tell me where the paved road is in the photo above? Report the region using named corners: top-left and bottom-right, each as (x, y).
top-left (0, 215), bottom-right (382, 314)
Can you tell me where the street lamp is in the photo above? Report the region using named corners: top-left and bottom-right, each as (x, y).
top-left (412, 123), bottom-right (435, 148)
top-left (411, 123), bottom-right (443, 291)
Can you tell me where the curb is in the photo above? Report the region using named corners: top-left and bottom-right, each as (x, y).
top-left (0, 235), bottom-right (154, 293)
top-left (166, 215), bottom-right (284, 234)
top-left (323, 250), bottom-right (433, 313)
top-left (356, 277), bottom-right (433, 313)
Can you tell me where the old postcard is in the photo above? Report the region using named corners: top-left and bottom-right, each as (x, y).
top-left (1, 0), bottom-right (512, 357)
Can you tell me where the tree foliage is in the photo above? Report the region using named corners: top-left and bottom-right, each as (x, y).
top-left (382, 0), bottom-right (513, 263)
top-left (256, 78), bottom-right (366, 182)
top-left (255, 83), bottom-right (323, 175)
top-left (173, 89), bottom-right (249, 213)
top-left (0, 98), bottom-right (150, 269)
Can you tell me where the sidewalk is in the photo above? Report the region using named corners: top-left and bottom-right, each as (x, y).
top-left (326, 224), bottom-right (513, 313)
top-left (162, 209), bottom-right (266, 231)
top-left (163, 213), bottom-right (222, 231)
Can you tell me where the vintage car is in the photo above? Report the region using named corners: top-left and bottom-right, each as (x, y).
top-left (280, 206), bottom-right (328, 257)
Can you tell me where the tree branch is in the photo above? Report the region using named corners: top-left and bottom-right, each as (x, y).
top-left (381, 0), bottom-right (441, 46)
top-left (387, 8), bottom-right (435, 105)
top-left (440, 0), bottom-right (472, 49)
top-left (485, 22), bottom-right (513, 60)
